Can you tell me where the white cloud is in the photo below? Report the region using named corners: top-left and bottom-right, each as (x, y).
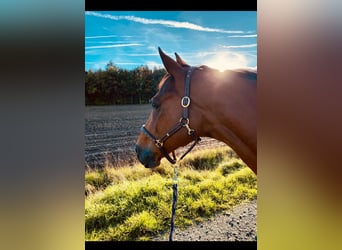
top-left (220, 44), bottom-right (257, 49)
top-left (86, 61), bottom-right (109, 71)
top-left (85, 43), bottom-right (143, 50)
top-left (144, 61), bottom-right (163, 69)
top-left (85, 35), bottom-right (118, 39)
top-left (228, 34), bottom-right (257, 38)
top-left (85, 11), bottom-right (246, 34)
top-left (85, 35), bottom-right (134, 39)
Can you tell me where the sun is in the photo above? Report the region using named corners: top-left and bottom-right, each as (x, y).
top-left (203, 52), bottom-right (249, 72)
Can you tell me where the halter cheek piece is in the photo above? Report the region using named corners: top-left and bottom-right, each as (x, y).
top-left (141, 67), bottom-right (201, 164)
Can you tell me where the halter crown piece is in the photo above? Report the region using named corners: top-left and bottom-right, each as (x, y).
top-left (141, 66), bottom-right (201, 164)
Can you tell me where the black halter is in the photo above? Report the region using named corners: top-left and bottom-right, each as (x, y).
top-left (141, 66), bottom-right (201, 164)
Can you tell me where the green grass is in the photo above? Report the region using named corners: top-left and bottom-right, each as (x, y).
top-left (85, 146), bottom-right (257, 241)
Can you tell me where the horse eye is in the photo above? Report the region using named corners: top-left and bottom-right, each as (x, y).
top-left (151, 102), bottom-right (159, 109)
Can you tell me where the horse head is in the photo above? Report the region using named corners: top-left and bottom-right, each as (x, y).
top-left (135, 47), bottom-right (202, 168)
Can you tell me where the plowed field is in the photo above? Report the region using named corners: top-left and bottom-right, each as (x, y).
top-left (85, 105), bottom-right (227, 168)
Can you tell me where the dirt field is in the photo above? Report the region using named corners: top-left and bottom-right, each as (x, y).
top-left (85, 104), bottom-right (227, 168)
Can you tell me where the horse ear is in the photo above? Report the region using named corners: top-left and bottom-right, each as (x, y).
top-left (158, 47), bottom-right (182, 76)
top-left (175, 52), bottom-right (190, 67)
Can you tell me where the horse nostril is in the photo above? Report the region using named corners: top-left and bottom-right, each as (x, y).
top-left (135, 144), bottom-right (140, 154)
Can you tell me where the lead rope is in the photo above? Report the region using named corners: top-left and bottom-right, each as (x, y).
top-left (169, 67), bottom-right (193, 241)
top-left (169, 166), bottom-right (178, 241)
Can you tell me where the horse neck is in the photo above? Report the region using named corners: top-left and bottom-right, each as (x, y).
top-left (191, 69), bottom-right (257, 173)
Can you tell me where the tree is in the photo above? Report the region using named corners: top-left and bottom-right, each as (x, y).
top-left (85, 62), bottom-right (167, 105)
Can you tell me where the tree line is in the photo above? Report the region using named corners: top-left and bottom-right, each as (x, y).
top-left (85, 61), bottom-right (166, 105)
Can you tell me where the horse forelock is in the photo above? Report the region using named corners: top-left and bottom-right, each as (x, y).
top-left (157, 73), bottom-right (170, 90)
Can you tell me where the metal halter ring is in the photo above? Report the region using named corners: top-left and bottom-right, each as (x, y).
top-left (179, 117), bottom-right (189, 125)
top-left (155, 140), bottom-right (163, 148)
top-left (181, 96), bottom-right (190, 108)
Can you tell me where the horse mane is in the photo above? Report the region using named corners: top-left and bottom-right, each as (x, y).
top-left (198, 65), bottom-right (257, 81)
top-left (158, 65), bottom-right (256, 92)
top-left (233, 69), bottom-right (257, 81)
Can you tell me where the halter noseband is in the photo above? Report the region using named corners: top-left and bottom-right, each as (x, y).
top-left (140, 66), bottom-right (201, 164)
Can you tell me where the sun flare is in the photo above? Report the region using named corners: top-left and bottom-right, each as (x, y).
top-left (203, 52), bottom-right (249, 72)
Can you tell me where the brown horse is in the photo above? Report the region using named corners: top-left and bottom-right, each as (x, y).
top-left (135, 48), bottom-right (257, 174)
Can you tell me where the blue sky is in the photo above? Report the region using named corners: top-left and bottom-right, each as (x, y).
top-left (85, 11), bottom-right (257, 72)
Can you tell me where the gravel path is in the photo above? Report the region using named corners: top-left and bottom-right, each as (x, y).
top-left (153, 199), bottom-right (257, 241)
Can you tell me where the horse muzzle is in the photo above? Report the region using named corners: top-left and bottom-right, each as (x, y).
top-left (135, 144), bottom-right (161, 168)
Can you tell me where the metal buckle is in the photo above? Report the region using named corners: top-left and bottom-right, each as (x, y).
top-left (181, 96), bottom-right (190, 108)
